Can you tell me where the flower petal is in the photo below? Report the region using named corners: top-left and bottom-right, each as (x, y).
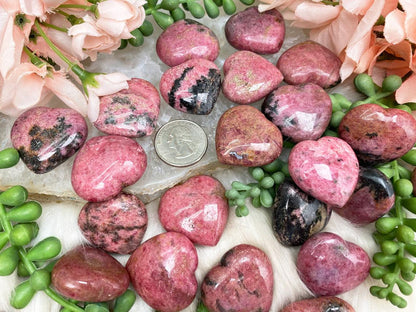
top-left (396, 73), bottom-right (416, 103)
top-left (45, 73), bottom-right (88, 116)
top-left (292, 2), bottom-right (341, 29)
top-left (310, 9), bottom-right (359, 55)
top-left (384, 9), bottom-right (406, 44)
top-left (340, 0), bottom-right (374, 15)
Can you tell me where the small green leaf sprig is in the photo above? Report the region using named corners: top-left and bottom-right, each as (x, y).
top-left (328, 73), bottom-right (406, 134)
top-left (0, 148), bottom-right (135, 312)
top-left (225, 158), bottom-right (288, 216)
top-left (369, 154), bottom-right (416, 308)
top-left (119, 0), bottom-right (255, 49)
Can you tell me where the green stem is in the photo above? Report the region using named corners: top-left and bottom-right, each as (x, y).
top-left (57, 4), bottom-right (91, 10)
top-left (39, 21), bottom-right (67, 33)
top-left (23, 46), bottom-right (44, 67)
top-left (321, 0), bottom-right (339, 5)
top-left (56, 9), bottom-right (70, 17)
top-left (44, 288), bottom-right (85, 312)
top-left (34, 19), bottom-right (73, 68)
top-left (0, 204), bottom-right (12, 234)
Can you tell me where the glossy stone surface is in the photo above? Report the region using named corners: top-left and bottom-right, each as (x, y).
top-left (296, 232), bottom-right (370, 296)
top-left (277, 41), bottom-right (342, 88)
top-left (78, 192), bottom-right (148, 254)
top-left (126, 232), bottom-right (198, 312)
top-left (262, 83), bottom-right (332, 142)
top-left (215, 105), bottom-right (283, 167)
top-left (156, 19), bottom-right (220, 67)
top-left (288, 136), bottom-right (359, 208)
top-left (71, 135), bottom-right (147, 202)
top-left (225, 6), bottom-right (285, 54)
top-left (272, 181), bottom-right (331, 246)
top-left (10, 107), bottom-right (87, 174)
top-left (280, 296), bottom-right (356, 312)
top-left (159, 58), bottom-right (221, 115)
top-left (334, 167), bottom-right (395, 225)
top-left (339, 104), bottom-right (416, 165)
top-left (93, 78), bottom-right (160, 137)
top-left (201, 244), bottom-right (273, 312)
top-left (222, 50), bottom-right (283, 104)
top-left (159, 175), bottom-right (228, 246)
top-left (51, 245), bottom-right (129, 302)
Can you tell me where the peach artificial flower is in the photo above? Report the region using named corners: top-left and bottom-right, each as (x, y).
top-left (19, 0), bottom-right (68, 18)
top-left (86, 72), bottom-right (129, 122)
top-left (0, 1), bottom-right (34, 79)
top-left (67, 14), bottom-right (121, 61)
top-left (96, 0), bottom-right (146, 39)
top-left (0, 62), bottom-right (87, 116)
top-left (258, 0), bottom-right (299, 13)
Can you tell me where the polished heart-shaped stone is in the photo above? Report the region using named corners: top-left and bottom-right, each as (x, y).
top-left (297, 232), bottom-right (370, 296)
top-left (126, 232), bottom-right (198, 312)
top-left (288, 136), bottom-right (359, 208)
top-left (339, 103), bottom-right (416, 165)
top-left (51, 245), bottom-right (129, 302)
top-left (222, 50), bottom-right (283, 104)
top-left (159, 175), bottom-right (228, 246)
top-left (159, 58), bottom-right (221, 115)
top-left (215, 105), bottom-right (283, 167)
top-left (201, 244), bottom-right (273, 312)
top-left (10, 107), bottom-right (87, 174)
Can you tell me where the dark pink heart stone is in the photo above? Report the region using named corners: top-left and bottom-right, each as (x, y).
top-left (159, 175), bottom-right (228, 246)
top-left (78, 192), bottom-right (148, 254)
top-left (10, 107), bottom-right (87, 174)
top-left (222, 50), bottom-right (283, 104)
top-left (201, 244), bottom-right (274, 312)
top-left (71, 135), bottom-right (147, 202)
top-left (126, 232), bottom-right (198, 312)
top-left (297, 232), bottom-right (370, 296)
top-left (339, 103), bottom-right (416, 165)
top-left (215, 105), bottom-right (283, 167)
top-left (93, 78), bottom-right (160, 138)
top-left (51, 245), bottom-right (130, 302)
top-left (288, 136), bottom-right (359, 208)
top-left (225, 6), bottom-right (285, 54)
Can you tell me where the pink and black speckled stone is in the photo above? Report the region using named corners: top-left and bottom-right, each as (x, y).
top-left (262, 83), bottom-right (332, 142)
top-left (159, 175), bottom-right (228, 246)
top-left (159, 58), bottom-right (221, 115)
top-left (222, 50), bottom-right (283, 104)
top-left (277, 41), bottom-right (342, 88)
top-left (339, 104), bottom-right (416, 165)
top-left (10, 107), bottom-right (87, 174)
top-left (78, 192), bottom-right (148, 254)
top-left (333, 167), bottom-right (395, 225)
top-left (126, 232), bottom-right (198, 312)
top-left (51, 245), bottom-right (130, 302)
top-left (215, 105), bottom-right (283, 167)
top-left (288, 136), bottom-right (359, 208)
top-left (201, 244), bottom-right (274, 312)
top-left (280, 296), bottom-right (356, 312)
top-left (225, 6), bottom-right (285, 54)
top-left (71, 135), bottom-right (147, 202)
top-left (93, 78), bottom-right (160, 138)
top-left (156, 19), bottom-right (220, 67)
top-left (297, 232), bottom-right (370, 296)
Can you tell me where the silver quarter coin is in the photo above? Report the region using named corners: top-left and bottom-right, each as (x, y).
top-left (154, 119), bottom-right (208, 167)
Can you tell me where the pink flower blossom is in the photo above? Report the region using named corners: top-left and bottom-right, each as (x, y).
top-left (86, 72), bottom-right (129, 122)
top-left (68, 14), bottom-right (121, 61)
top-left (96, 0), bottom-right (146, 39)
top-left (0, 62), bottom-right (87, 116)
top-left (258, 0), bottom-right (298, 13)
top-left (0, 1), bottom-right (34, 78)
top-left (19, 0), bottom-right (68, 18)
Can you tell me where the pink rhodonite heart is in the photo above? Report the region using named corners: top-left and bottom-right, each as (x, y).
top-left (201, 244), bottom-right (274, 312)
top-left (158, 175), bottom-right (228, 246)
top-left (288, 136), bottom-right (359, 208)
